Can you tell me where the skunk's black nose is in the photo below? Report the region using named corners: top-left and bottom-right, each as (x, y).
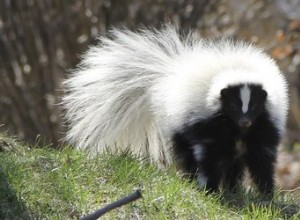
top-left (239, 118), bottom-right (252, 128)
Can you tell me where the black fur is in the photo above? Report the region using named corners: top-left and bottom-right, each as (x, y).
top-left (172, 84), bottom-right (279, 195)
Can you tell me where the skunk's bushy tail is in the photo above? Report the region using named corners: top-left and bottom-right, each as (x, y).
top-left (63, 26), bottom-right (193, 165)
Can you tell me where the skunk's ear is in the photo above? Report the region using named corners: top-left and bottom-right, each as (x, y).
top-left (220, 88), bottom-right (229, 98)
top-left (261, 89), bottom-right (268, 100)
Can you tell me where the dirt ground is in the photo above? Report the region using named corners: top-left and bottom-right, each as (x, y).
top-left (276, 147), bottom-right (300, 193)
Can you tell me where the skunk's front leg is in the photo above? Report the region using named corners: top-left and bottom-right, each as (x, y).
top-left (246, 147), bottom-right (276, 196)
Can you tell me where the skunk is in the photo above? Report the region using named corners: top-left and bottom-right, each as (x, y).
top-left (63, 25), bottom-right (289, 194)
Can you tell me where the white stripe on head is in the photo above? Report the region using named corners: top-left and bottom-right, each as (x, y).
top-left (240, 85), bottom-right (251, 113)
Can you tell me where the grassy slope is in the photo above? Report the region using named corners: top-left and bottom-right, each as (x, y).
top-left (0, 144), bottom-right (300, 219)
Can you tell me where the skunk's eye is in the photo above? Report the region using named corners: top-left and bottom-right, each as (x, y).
top-left (251, 104), bottom-right (258, 111)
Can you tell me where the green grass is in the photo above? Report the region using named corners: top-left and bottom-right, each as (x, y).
top-left (0, 141), bottom-right (300, 219)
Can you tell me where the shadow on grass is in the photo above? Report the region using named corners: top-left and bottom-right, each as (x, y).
top-left (221, 191), bottom-right (300, 219)
top-left (0, 166), bottom-right (33, 220)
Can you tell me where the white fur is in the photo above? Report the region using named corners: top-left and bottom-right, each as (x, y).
top-left (235, 139), bottom-right (246, 158)
top-left (197, 173), bottom-right (208, 189)
top-left (63, 25), bottom-right (289, 166)
top-left (240, 85), bottom-right (251, 113)
top-left (193, 145), bottom-right (204, 162)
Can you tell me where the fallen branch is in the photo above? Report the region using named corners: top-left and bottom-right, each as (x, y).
top-left (80, 190), bottom-right (142, 220)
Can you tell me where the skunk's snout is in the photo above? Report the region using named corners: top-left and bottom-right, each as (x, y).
top-left (239, 118), bottom-right (252, 128)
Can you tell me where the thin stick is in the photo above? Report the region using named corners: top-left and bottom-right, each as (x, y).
top-left (79, 190), bottom-right (142, 220)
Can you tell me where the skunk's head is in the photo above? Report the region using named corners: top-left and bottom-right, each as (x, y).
top-left (220, 84), bottom-right (267, 129)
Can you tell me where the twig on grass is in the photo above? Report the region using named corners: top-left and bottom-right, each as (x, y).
top-left (80, 190), bottom-right (142, 220)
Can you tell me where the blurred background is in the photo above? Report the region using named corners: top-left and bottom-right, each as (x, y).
top-left (0, 0), bottom-right (300, 191)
